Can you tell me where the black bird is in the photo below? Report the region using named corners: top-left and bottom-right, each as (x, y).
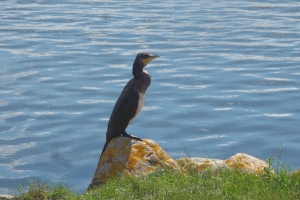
top-left (101, 52), bottom-right (160, 156)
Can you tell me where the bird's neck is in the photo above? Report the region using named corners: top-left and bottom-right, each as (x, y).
top-left (132, 62), bottom-right (146, 79)
top-left (133, 68), bottom-right (150, 80)
top-left (133, 68), bottom-right (143, 79)
top-left (132, 66), bottom-right (151, 92)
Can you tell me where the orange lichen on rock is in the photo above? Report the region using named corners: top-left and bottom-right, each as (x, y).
top-left (226, 153), bottom-right (271, 174)
top-left (194, 163), bottom-right (213, 172)
top-left (176, 157), bottom-right (226, 173)
top-left (88, 137), bottom-right (178, 190)
top-left (143, 140), bottom-right (176, 168)
top-left (290, 169), bottom-right (300, 178)
top-left (126, 143), bottom-right (147, 171)
top-left (225, 157), bottom-right (251, 170)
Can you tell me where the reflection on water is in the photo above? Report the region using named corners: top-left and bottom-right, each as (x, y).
top-left (1, 0), bottom-right (300, 194)
top-left (222, 87), bottom-right (298, 93)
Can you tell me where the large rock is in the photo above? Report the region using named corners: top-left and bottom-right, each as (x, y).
top-left (177, 153), bottom-right (272, 174)
top-left (88, 137), bottom-right (178, 190)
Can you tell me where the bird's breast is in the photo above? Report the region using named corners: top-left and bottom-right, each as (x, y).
top-left (129, 90), bottom-right (145, 125)
top-left (137, 91), bottom-right (145, 114)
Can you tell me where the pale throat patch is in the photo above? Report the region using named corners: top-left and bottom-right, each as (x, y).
top-left (143, 57), bottom-right (154, 65)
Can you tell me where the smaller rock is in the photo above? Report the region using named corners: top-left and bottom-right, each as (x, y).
top-left (0, 194), bottom-right (14, 200)
top-left (290, 169), bottom-right (300, 178)
top-left (226, 153), bottom-right (271, 174)
top-left (176, 153), bottom-right (272, 174)
top-left (177, 157), bottom-right (227, 172)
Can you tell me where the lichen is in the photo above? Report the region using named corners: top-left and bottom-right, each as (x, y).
top-left (204, 160), bottom-right (211, 164)
top-left (143, 140), bottom-right (173, 165)
top-left (290, 169), bottom-right (300, 178)
top-left (225, 156), bottom-right (251, 170)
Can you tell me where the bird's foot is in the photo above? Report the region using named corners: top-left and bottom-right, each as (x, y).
top-left (122, 132), bottom-right (142, 141)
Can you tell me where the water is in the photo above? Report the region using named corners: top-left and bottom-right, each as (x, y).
top-left (1, 0), bottom-right (300, 194)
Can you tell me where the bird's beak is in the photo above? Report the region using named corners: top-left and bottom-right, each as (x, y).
top-left (144, 55), bottom-right (160, 65)
top-left (150, 55), bottom-right (160, 59)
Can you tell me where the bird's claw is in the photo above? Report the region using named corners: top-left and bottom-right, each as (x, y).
top-left (122, 132), bottom-right (142, 141)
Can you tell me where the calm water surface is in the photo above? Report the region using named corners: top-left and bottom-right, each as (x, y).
top-left (1, 0), bottom-right (300, 194)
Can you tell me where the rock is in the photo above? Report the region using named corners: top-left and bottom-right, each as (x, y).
top-left (0, 194), bottom-right (14, 200)
top-left (290, 169), bottom-right (300, 178)
top-left (88, 137), bottom-right (178, 190)
top-left (88, 137), bottom-right (274, 190)
top-left (226, 153), bottom-right (271, 174)
top-left (177, 153), bottom-right (272, 174)
top-left (177, 157), bottom-right (227, 172)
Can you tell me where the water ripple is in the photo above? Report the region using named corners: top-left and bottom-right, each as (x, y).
top-left (221, 87), bottom-right (299, 93)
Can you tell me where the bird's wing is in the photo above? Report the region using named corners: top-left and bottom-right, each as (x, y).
top-left (108, 83), bottom-right (140, 131)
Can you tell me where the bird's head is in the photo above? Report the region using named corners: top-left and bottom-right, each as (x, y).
top-left (133, 52), bottom-right (160, 68)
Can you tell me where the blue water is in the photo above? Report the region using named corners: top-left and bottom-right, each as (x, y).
top-left (1, 0), bottom-right (300, 194)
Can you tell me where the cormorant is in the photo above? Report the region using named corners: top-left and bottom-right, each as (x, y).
top-left (101, 52), bottom-right (160, 156)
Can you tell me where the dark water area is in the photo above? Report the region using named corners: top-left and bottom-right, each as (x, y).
top-left (1, 0), bottom-right (300, 194)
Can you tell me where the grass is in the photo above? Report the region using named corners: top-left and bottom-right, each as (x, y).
top-left (12, 180), bottom-right (77, 200)
top-left (11, 158), bottom-right (300, 200)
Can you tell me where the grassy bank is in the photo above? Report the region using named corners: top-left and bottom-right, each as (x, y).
top-left (12, 162), bottom-right (300, 200)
